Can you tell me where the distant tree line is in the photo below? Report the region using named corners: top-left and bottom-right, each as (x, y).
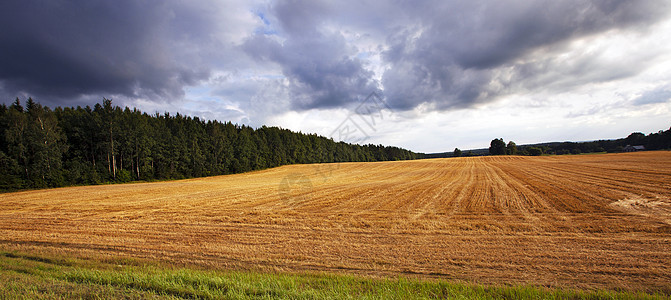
top-left (488, 139), bottom-right (518, 155)
top-left (0, 98), bottom-right (418, 191)
top-left (488, 128), bottom-right (671, 156)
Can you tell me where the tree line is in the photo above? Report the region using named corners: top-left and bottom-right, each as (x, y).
top-left (487, 128), bottom-right (671, 156)
top-left (0, 98), bottom-right (418, 191)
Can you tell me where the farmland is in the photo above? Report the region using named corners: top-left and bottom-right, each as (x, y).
top-left (1, 151), bottom-right (670, 293)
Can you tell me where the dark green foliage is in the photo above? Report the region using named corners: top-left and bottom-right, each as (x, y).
top-left (493, 127), bottom-right (671, 157)
top-left (453, 148), bottom-right (462, 157)
top-left (489, 138), bottom-right (506, 155)
top-left (512, 128), bottom-right (671, 156)
top-left (526, 147), bottom-right (544, 156)
top-left (506, 141), bottom-right (517, 155)
top-left (0, 98), bottom-right (419, 191)
top-left (0, 99), bottom-right (68, 189)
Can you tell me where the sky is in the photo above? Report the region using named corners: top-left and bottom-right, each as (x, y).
top-left (1, 0), bottom-right (670, 153)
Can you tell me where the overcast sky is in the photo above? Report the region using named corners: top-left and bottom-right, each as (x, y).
top-left (2, 1), bottom-right (670, 153)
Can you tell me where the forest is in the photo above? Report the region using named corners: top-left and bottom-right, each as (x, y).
top-left (0, 98), bottom-right (418, 191)
top-left (487, 128), bottom-right (671, 157)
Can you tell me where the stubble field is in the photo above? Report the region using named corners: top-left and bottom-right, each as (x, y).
top-left (1, 151), bottom-right (670, 293)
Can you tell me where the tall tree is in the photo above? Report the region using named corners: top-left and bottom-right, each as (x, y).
top-left (24, 100), bottom-right (67, 186)
top-left (97, 98), bottom-right (119, 179)
top-left (489, 138), bottom-right (506, 155)
top-left (506, 141), bottom-right (517, 155)
top-left (5, 99), bottom-right (29, 181)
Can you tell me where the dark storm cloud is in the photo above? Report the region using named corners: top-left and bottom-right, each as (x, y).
top-left (380, 0), bottom-right (670, 110)
top-left (243, 0), bottom-right (670, 112)
top-left (243, 1), bottom-right (378, 110)
top-left (2, 0), bottom-right (669, 114)
top-left (0, 0), bottom-right (230, 105)
top-left (243, 32), bottom-right (378, 110)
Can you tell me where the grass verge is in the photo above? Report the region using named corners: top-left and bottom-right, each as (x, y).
top-left (0, 250), bottom-right (666, 299)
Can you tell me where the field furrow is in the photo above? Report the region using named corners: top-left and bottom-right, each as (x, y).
top-left (1, 151), bottom-right (670, 292)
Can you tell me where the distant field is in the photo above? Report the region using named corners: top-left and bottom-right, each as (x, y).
top-left (1, 152), bottom-right (670, 293)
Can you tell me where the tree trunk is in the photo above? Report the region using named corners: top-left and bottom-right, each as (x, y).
top-left (110, 121), bottom-right (115, 179)
top-left (136, 148), bottom-right (140, 179)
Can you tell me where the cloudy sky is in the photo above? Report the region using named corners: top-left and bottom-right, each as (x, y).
top-left (1, 0), bottom-right (670, 153)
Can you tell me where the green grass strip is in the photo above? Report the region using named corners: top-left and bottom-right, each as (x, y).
top-left (0, 250), bottom-right (666, 299)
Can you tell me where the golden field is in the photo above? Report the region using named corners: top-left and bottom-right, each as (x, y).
top-left (1, 151), bottom-right (670, 292)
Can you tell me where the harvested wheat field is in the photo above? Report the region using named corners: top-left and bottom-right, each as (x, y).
top-left (1, 151), bottom-right (670, 292)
